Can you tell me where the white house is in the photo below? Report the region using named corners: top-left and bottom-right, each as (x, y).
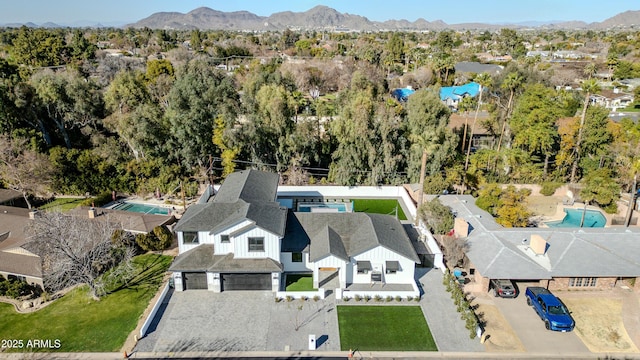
top-left (169, 169), bottom-right (421, 296)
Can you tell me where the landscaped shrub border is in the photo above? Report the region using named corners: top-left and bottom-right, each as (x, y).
top-left (443, 270), bottom-right (479, 339)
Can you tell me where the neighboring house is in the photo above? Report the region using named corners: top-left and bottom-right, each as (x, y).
top-left (589, 89), bottom-right (634, 111)
top-left (440, 82), bottom-right (481, 110)
top-left (0, 205), bottom-right (175, 290)
top-left (0, 206), bottom-right (42, 288)
top-left (438, 195), bottom-right (640, 292)
top-left (169, 169), bottom-right (421, 295)
top-left (454, 62), bottom-right (503, 76)
top-left (448, 111), bottom-right (494, 151)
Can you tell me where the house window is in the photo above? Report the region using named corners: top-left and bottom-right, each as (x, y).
top-left (248, 237), bottom-right (264, 252)
top-left (357, 260), bottom-right (372, 274)
top-left (183, 232), bottom-right (199, 244)
top-left (385, 260), bottom-right (400, 274)
top-left (569, 277), bottom-right (597, 287)
top-left (292, 252), bottom-right (303, 262)
top-left (220, 234), bottom-right (230, 243)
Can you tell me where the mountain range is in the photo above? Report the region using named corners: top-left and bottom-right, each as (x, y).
top-left (3, 6), bottom-right (639, 31)
top-left (128, 6), bottom-right (640, 31)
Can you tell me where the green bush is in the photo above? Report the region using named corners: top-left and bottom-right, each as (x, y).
top-left (540, 182), bottom-right (562, 196)
top-left (136, 225), bottom-right (173, 252)
top-left (81, 191), bottom-right (113, 207)
top-left (152, 225), bottom-right (174, 250)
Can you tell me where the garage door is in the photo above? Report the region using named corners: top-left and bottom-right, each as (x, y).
top-left (183, 272), bottom-right (208, 290)
top-left (222, 273), bottom-right (271, 291)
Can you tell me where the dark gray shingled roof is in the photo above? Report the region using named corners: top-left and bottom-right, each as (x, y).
top-left (169, 245), bottom-right (282, 273)
top-left (283, 212), bottom-right (420, 263)
top-left (175, 170), bottom-right (287, 237)
top-left (213, 169), bottom-right (279, 204)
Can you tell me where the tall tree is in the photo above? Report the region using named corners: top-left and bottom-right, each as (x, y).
top-left (570, 79), bottom-right (600, 182)
top-left (465, 73), bottom-right (491, 171)
top-left (406, 88), bottom-right (454, 210)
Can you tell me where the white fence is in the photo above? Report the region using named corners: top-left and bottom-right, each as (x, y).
top-left (277, 185), bottom-right (418, 220)
top-left (276, 288), bottom-right (325, 300)
top-left (139, 282), bottom-right (171, 338)
top-left (336, 281), bottom-right (420, 300)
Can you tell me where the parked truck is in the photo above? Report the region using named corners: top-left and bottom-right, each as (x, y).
top-left (525, 287), bottom-right (575, 332)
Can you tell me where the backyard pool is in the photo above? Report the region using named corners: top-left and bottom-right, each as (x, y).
top-left (110, 201), bottom-right (172, 215)
top-left (298, 202), bottom-right (352, 213)
top-left (545, 208), bottom-right (606, 228)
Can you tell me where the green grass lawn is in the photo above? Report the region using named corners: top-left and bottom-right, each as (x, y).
top-left (39, 197), bottom-right (86, 212)
top-left (352, 199), bottom-right (407, 220)
top-left (285, 274), bottom-right (316, 291)
top-left (337, 306), bottom-right (437, 351)
top-left (0, 253), bottom-right (171, 352)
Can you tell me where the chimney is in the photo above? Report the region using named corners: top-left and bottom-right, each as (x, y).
top-left (454, 218), bottom-right (470, 238)
top-left (530, 234), bottom-right (549, 255)
top-left (29, 210), bottom-right (37, 219)
top-left (88, 208), bottom-right (96, 219)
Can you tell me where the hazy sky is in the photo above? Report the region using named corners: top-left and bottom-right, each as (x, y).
top-left (1, 0), bottom-right (637, 25)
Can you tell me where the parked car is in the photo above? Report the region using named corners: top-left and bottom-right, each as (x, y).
top-left (525, 287), bottom-right (575, 332)
top-left (489, 279), bottom-right (517, 298)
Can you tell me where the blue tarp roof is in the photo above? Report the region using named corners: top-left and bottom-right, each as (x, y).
top-left (391, 87), bottom-right (415, 102)
top-left (440, 82), bottom-right (481, 101)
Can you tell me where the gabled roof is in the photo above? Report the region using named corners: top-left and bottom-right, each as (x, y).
top-left (439, 195), bottom-right (640, 279)
top-left (213, 169), bottom-right (279, 203)
top-left (0, 206), bottom-right (31, 251)
top-left (175, 170), bottom-right (287, 237)
top-left (0, 250), bottom-right (41, 278)
top-left (284, 212), bottom-right (420, 263)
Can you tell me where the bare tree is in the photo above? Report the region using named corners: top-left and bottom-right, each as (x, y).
top-left (439, 235), bottom-right (469, 268)
top-left (0, 135), bottom-right (53, 209)
top-left (25, 211), bottom-right (135, 299)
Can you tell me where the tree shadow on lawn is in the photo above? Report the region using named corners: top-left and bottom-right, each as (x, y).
top-left (106, 254), bottom-right (169, 296)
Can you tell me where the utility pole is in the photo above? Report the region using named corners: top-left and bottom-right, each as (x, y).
top-left (625, 175), bottom-right (637, 227)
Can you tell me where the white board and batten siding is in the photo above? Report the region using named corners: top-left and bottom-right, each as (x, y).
top-left (178, 230), bottom-right (211, 254)
top-left (231, 226), bottom-right (281, 260)
top-left (313, 255), bottom-right (348, 287)
top-left (281, 252), bottom-right (312, 272)
top-left (351, 247), bottom-right (415, 285)
top-left (213, 219), bottom-right (255, 255)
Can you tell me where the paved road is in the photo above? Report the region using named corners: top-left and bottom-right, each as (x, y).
top-left (494, 293), bottom-right (588, 353)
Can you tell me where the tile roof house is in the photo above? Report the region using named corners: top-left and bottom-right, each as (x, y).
top-left (438, 195), bottom-right (640, 292)
top-left (169, 169), bottom-right (420, 295)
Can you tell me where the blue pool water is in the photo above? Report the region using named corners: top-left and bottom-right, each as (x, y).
top-left (111, 202), bottom-right (171, 215)
top-left (545, 208), bottom-right (606, 228)
top-left (298, 203), bottom-right (349, 213)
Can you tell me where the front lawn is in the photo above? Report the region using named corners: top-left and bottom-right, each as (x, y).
top-left (0, 253), bottom-right (171, 352)
top-left (352, 199), bottom-right (407, 220)
top-left (337, 305), bottom-right (436, 351)
top-left (285, 274), bottom-right (316, 291)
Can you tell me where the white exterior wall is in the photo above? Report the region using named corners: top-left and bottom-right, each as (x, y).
top-left (351, 247), bottom-right (416, 285)
top-left (178, 230), bottom-right (211, 254)
top-left (277, 185), bottom-right (417, 220)
top-left (212, 220), bottom-right (254, 255)
top-left (281, 252), bottom-right (312, 272)
top-left (313, 255), bottom-right (348, 287)
top-left (232, 226), bottom-right (281, 261)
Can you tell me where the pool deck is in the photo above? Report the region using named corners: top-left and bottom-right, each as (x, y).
top-left (534, 199), bottom-right (612, 227)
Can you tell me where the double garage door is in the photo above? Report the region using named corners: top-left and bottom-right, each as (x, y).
top-left (222, 273), bottom-right (271, 291)
top-left (182, 272), bottom-right (272, 291)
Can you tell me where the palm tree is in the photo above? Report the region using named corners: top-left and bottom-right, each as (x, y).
top-left (458, 96), bottom-right (475, 151)
top-left (496, 72), bottom-right (523, 153)
top-left (465, 73), bottom-right (492, 171)
top-left (583, 62), bottom-right (597, 79)
top-left (570, 78), bottom-right (600, 183)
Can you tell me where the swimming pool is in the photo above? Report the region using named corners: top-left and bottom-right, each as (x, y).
top-left (298, 202), bottom-right (351, 213)
top-left (110, 201), bottom-right (172, 215)
top-left (545, 208), bottom-right (606, 228)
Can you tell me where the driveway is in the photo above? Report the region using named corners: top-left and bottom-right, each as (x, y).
top-left (493, 292), bottom-right (588, 353)
top-left (135, 289), bottom-right (340, 352)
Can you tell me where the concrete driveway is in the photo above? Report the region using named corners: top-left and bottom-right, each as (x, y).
top-left (135, 289), bottom-right (340, 352)
top-left (493, 293), bottom-right (588, 353)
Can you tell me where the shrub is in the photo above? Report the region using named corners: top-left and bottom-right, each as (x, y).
top-left (395, 296), bottom-right (402, 302)
top-left (286, 295), bottom-right (294, 302)
top-left (374, 295), bottom-right (383, 302)
top-left (274, 297), bottom-right (283, 303)
top-left (540, 182), bottom-right (562, 196)
top-left (81, 191), bottom-right (113, 207)
top-left (136, 225), bottom-right (173, 251)
top-left (385, 296), bottom-right (393, 302)
top-left (342, 296), bottom-right (351, 302)
top-left (354, 294), bottom-right (362, 302)
top-left (313, 295), bottom-right (320, 302)
top-left (364, 295), bottom-right (372, 302)
top-left (406, 296), bottom-right (413, 301)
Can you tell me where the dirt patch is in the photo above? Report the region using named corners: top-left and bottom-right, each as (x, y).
top-left (563, 298), bottom-right (639, 353)
top-left (526, 196), bottom-right (562, 217)
top-left (472, 300), bottom-right (525, 352)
